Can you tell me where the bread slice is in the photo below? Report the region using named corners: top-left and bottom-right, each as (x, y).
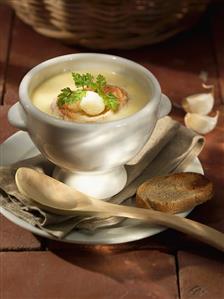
top-left (136, 172), bottom-right (214, 214)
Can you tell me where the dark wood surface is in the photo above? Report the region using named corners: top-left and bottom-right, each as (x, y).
top-left (0, 4), bottom-right (224, 299)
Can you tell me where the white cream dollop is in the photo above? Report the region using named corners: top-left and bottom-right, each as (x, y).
top-left (80, 91), bottom-right (105, 116)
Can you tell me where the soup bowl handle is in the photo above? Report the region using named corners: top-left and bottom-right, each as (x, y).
top-left (8, 102), bottom-right (27, 131)
top-left (158, 94), bottom-right (172, 119)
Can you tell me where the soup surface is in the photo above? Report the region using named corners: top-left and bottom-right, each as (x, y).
top-left (31, 71), bottom-right (149, 122)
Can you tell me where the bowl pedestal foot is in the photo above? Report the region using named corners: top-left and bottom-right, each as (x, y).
top-left (53, 166), bottom-right (127, 200)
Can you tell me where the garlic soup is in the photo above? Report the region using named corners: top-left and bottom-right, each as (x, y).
top-left (31, 71), bottom-right (149, 123)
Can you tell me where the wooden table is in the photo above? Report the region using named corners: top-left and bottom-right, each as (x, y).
top-left (1, 4), bottom-right (224, 299)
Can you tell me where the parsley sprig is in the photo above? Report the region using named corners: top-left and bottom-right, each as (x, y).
top-left (57, 73), bottom-right (119, 111)
top-left (57, 88), bottom-right (86, 107)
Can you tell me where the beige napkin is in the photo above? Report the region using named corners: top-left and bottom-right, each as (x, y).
top-left (0, 116), bottom-right (204, 238)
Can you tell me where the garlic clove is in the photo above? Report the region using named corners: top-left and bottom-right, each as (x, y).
top-left (184, 111), bottom-right (219, 134)
top-left (182, 92), bottom-right (214, 115)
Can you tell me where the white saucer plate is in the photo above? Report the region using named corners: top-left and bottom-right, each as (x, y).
top-left (0, 131), bottom-right (203, 244)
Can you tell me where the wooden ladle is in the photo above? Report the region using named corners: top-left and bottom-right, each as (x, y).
top-left (15, 167), bottom-right (224, 251)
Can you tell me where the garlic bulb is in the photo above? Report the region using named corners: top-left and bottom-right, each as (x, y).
top-left (182, 92), bottom-right (214, 115)
top-left (80, 91), bottom-right (105, 116)
top-left (184, 111), bottom-right (219, 134)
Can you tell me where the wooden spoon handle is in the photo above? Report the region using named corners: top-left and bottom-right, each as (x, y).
top-left (98, 202), bottom-right (224, 251)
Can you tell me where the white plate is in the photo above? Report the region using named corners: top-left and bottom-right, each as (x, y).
top-left (0, 131), bottom-right (204, 244)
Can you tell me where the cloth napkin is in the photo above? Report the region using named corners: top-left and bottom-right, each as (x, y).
top-left (0, 116), bottom-right (204, 238)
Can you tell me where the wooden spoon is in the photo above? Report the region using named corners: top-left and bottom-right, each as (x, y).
top-left (15, 167), bottom-right (224, 251)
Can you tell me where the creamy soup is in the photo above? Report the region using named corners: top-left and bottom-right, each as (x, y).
top-left (31, 71), bottom-right (149, 122)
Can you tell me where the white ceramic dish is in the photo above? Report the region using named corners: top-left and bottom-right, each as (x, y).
top-left (0, 131), bottom-right (203, 245)
top-left (8, 53), bottom-right (171, 199)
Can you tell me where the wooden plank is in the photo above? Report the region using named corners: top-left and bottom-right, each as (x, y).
top-left (0, 4), bottom-right (13, 103)
top-left (110, 12), bottom-right (220, 107)
top-left (4, 18), bottom-right (76, 105)
top-left (178, 251), bottom-right (224, 299)
top-left (4, 11), bottom-right (220, 107)
top-left (211, 6), bottom-right (224, 103)
top-left (46, 236), bottom-right (171, 253)
top-left (0, 215), bottom-right (42, 251)
top-left (0, 250), bottom-right (179, 299)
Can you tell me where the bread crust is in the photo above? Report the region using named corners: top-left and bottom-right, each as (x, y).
top-left (136, 173), bottom-right (214, 214)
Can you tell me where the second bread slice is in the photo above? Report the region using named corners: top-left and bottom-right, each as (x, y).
top-left (136, 172), bottom-right (213, 214)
